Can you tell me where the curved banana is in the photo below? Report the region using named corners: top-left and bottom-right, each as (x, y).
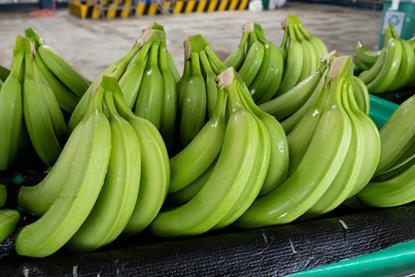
top-left (358, 163), bottom-right (415, 207)
top-left (281, 66), bottom-right (328, 134)
top-left (33, 51), bottom-right (78, 113)
top-left (298, 24), bottom-right (328, 59)
top-left (359, 52), bottom-right (386, 86)
top-left (278, 25), bottom-right (304, 94)
top-left (112, 88), bottom-right (170, 234)
top-left (366, 38), bottom-right (402, 93)
top-left (159, 43), bottom-right (177, 151)
top-left (213, 77), bottom-right (271, 229)
top-left (238, 80), bottom-right (289, 196)
top-left (151, 70), bottom-right (260, 237)
top-left (224, 30), bottom-right (249, 70)
top-left (305, 81), bottom-right (365, 217)
top-left (351, 76), bottom-right (370, 115)
top-left (0, 36), bottom-right (25, 170)
top-left (294, 25), bottom-right (317, 82)
top-left (236, 57), bottom-right (353, 228)
top-left (354, 41), bottom-right (380, 69)
top-left (134, 43), bottom-right (163, 128)
top-left (237, 29), bottom-right (265, 87)
top-left (118, 43), bottom-right (151, 109)
top-left (169, 91), bottom-right (226, 193)
top-left (199, 51), bottom-right (218, 118)
top-left (15, 87), bottom-right (112, 258)
top-left (375, 95), bottom-right (415, 176)
top-left (178, 51), bottom-right (207, 148)
top-left (23, 46), bottom-right (64, 166)
top-left (259, 65), bottom-right (325, 120)
top-left (18, 120), bottom-right (86, 216)
top-left (66, 78), bottom-right (141, 252)
top-left (0, 210), bottom-right (20, 244)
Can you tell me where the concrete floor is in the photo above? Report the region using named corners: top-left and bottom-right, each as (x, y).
top-left (0, 3), bottom-right (381, 79)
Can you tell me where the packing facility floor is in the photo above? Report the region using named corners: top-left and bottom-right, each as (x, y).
top-left (0, 3), bottom-right (381, 79)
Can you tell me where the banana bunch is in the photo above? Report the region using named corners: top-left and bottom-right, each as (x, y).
top-left (277, 14), bottom-right (328, 95)
top-left (358, 95), bottom-right (415, 207)
top-left (151, 67), bottom-right (289, 237)
top-left (16, 76), bottom-right (170, 257)
top-left (69, 24), bottom-right (179, 151)
top-left (235, 56), bottom-right (380, 228)
top-left (224, 23), bottom-right (284, 104)
top-left (176, 34), bottom-right (226, 149)
top-left (25, 28), bottom-right (90, 113)
top-left (0, 184), bottom-right (21, 244)
top-left (358, 25), bottom-right (415, 93)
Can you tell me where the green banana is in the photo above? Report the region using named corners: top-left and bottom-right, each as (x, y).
top-left (0, 64), bottom-right (10, 81)
top-left (0, 184), bottom-right (6, 207)
top-left (151, 69), bottom-right (260, 237)
top-left (238, 80), bottom-right (289, 196)
top-left (33, 50), bottom-right (78, 113)
top-left (259, 63), bottom-right (327, 120)
top-left (15, 85), bottom-right (111, 258)
top-left (66, 77), bottom-right (141, 252)
top-left (112, 88), bottom-right (170, 234)
top-left (199, 51), bottom-right (218, 118)
top-left (374, 146), bottom-right (415, 182)
top-left (159, 43), bottom-right (177, 151)
top-left (358, 50), bottom-right (386, 84)
top-left (178, 51), bottom-right (207, 148)
top-left (354, 41), bottom-right (380, 69)
top-left (167, 162), bottom-right (215, 206)
top-left (346, 83), bottom-right (381, 197)
top-left (0, 36), bottom-right (25, 170)
top-left (237, 38), bottom-right (265, 88)
top-left (213, 75), bottom-right (271, 229)
top-left (366, 38), bottom-right (402, 93)
top-left (166, 52), bottom-right (180, 82)
top-left (18, 120), bottom-right (87, 216)
top-left (118, 43), bottom-right (151, 109)
top-left (278, 24), bottom-right (304, 94)
top-left (134, 43), bottom-right (163, 128)
top-left (358, 163), bottom-right (415, 207)
top-left (224, 30), bottom-right (249, 70)
top-left (26, 28), bottom-right (90, 98)
top-left (0, 210), bottom-right (20, 244)
top-left (281, 65), bottom-right (328, 134)
top-left (351, 76), bottom-right (370, 115)
top-left (23, 42), bottom-right (65, 166)
top-left (236, 57), bottom-right (352, 228)
top-left (169, 91), bottom-right (226, 193)
top-left (294, 25), bottom-right (317, 82)
top-left (305, 81), bottom-right (365, 217)
top-left (375, 95), bottom-right (415, 176)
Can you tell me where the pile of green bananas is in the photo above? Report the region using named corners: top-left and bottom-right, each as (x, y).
top-left (16, 76), bottom-right (169, 257)
top-left (69, 24), bottom-right (179, 151)
top-left (224, 23), bottom-right (284, 104)
top-left (357, 25), bottom-right (415, 93)
top-left (358, 95), bottom-right (415, 207)
top-left (176, 34), bottom-right (225, 148)
top-left (0, 185), bottom-right (20, 245)
top-left (151, 67), bottom-right (289, 237)
top-left (236, 56), bottom-right (380, 227)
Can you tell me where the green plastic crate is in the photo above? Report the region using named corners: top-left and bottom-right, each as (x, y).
top-left (379, 0), bottom-right (415, 48)
top-left (369, 95), bottom-right (399, 128)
